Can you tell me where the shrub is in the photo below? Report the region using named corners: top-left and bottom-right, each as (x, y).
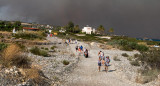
top-left (108, 39), bottom-right (149, 52)
top-left (41, 47), bottom-right (44, 49)
top-left (51, 46), bottom-right (57, 50)
top-left (118, 39), bottom-right (128, 46)
top-left (1, 36), bottom-right (4, 38)
top-left (30, 46), bottom-right (49, 57)
top-left (122, 53), bottom-right (129, 57)
top-left (11, 54), bottom-right (31, 68)
top-left (1, 44), bottom-right (31, 68)
top-left (138, 49), bottom-right (160, 68)
top-left (138, 69), bottom-right (160, 83)
top-left (136, 45), bottom-right (149, 52)
top-left (14, 31), bottom-right (45, 40)
top-left (62, 60), bottom-right (70, 65)
top-left (0, 43), bottom-right (7, 51)
top-left (122, 45), bottom-right (133, 51)
top-left (45, 48), bottom-right (48, 51)
top-left (146, 41), bottom-right (158, 45)
top-left (134, 53), bottom-right (141, 58)
top-left (113, 56), bottom-right (121, 61)
top-left (130, 60), bottom-right (140, 66)
top-left (134, 49), bottom-right (160, 83)
top-left (127, 56), bottom-right (133, 61)
top-left (16, 43), bottom-right (26, 51)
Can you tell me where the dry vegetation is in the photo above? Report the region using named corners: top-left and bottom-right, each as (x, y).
top-left (14, 31), bottom-right (46, 40)
top-left (0, 44), bottom-right (31, 68)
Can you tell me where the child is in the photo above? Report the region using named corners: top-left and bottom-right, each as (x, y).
top-left (105, 56), bottom-right (110, 72)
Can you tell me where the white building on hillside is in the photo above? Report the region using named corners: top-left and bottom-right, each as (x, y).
top-left (82, 25), bottom-right (95, 34)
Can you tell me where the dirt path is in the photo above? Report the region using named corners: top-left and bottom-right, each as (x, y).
top-left (64, 41), bottom-right (146, 86)
top-left (48, 37), bottom-right (152, 86)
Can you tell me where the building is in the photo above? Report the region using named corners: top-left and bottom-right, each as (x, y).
top-left (23, 27), bottom-right (39, 32)
top-left (82, 25), bottom-right (95, 34)
top-left (59, 28), bottom-right (66, 33)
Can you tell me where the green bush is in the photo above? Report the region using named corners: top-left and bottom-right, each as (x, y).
top-left (1, 36), bottom-right (4, 38)
top-left (136, 44), bottom-right (149, 52)
top-left (130, 60), bottom-right (140, 66)
top-left (138, 49), bottom-right (160, 68)
top-left (0, 43), bottom-right (7, 51)
top-left (45, 48), bottom-right (49, 51)
top-left (62, 60), bottom-right (70, 65)
top-left (146, 41), bottom-right (158, 45)
top-left (121, 45), bottom-right (133, 51)
top-left (14, 31), bottom-right (45, 40)
top-left (136, 49), bottom-right (160, 83)
top-left (51, 46), bottom-right (57, 50)
top-left (108, 39), bottom-right (149, 51)
top-left (122, 53), bottom-right (129, 57)
top-left (30, 46), bottom-right (49, 57)
top-left (41, 47), bottom-right (44, 49)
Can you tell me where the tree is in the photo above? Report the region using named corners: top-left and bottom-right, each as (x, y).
top-left (74, 25), bottom-right (81, 33)
top-left (97, 25), bottom-right (105, 35)
top-left (0, 21), bottom-right (5, 31)
top-left (108, 28), bottom-right (114, 35)
top-left (14, 21), bottom-right (22, 30)
top-left (66, 21), bottom-right (74, 32)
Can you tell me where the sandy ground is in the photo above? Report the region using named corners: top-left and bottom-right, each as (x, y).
top-left (48, 37), bottom-right (154, 86)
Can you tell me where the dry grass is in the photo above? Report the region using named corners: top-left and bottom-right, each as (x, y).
top-left (138, 42), bottom-right (147, 46)
top-left (1, 44), bottom-right (21, 67)
top-left (1, 44), bottom-right (31, 68)
top-left (19, 68), bottom-right (43, 84)
top-left (0, 31), bottom-right (12, 34)
top-left (2, 44), bottom-right (21, 59)
top-left (25, 68), bottom-right (40, 79)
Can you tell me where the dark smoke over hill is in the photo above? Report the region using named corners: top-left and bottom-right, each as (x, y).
top-left (0, 0), bottom-right (160, 39)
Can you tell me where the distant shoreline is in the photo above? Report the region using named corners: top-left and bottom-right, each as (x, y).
top-left (137, 38), bottom-right (160, 42)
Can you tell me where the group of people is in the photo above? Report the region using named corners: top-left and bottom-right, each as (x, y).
top-left (75, 45), bottom-right (89, 58)
top-left (98, 51), bottom-right (110, 72)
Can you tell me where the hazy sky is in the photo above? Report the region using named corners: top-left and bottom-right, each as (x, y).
top-left (0, 0), bottom-right (160, 39)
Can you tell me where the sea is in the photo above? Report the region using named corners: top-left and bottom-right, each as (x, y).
top-left (136, 38), bottom-right (160, 42)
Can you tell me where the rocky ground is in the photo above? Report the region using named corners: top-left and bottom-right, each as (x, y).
top-left (0, 36), bottom-right (159, 86)
top-left (61, 40), bottom-right (160, 86)
top-left (0, 37), bottom-right (79, 86)
top-left (28, 37), bottom-right (79, 85)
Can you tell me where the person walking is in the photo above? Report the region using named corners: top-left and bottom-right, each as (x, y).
top-left (105, 56), bottom-right (110, 72)
top-left (98, 56), bottom-right (102, 72)
top-left (98, 51), bottom-right (103, 57)
top-left (80, 45), bottom-right (83, 52)
top-left (101, 55), bottom-right (105, 65)
top-left (84, 49), bottom-right (88, 58)
top-left (75, 45), bottom-right (78, 52)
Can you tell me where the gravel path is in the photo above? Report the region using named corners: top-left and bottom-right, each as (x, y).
top-left (64, 41), bottom-right (151, 86)
top-left (47, 37), bottom-right (156, 86)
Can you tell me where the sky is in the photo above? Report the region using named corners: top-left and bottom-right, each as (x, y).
top-left (0, 0), bottom-right (160, 39)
